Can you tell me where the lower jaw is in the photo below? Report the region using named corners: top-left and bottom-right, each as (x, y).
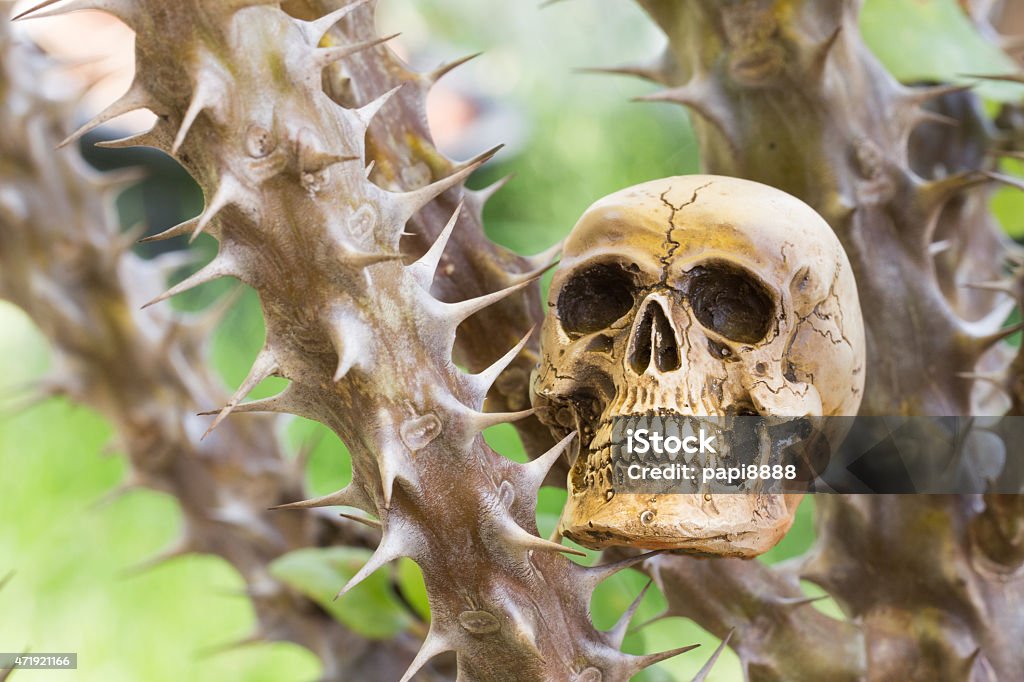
top-left (559, 489), bottom-right (801, 557)
top-left (564, 418), bottom-right (800, 557)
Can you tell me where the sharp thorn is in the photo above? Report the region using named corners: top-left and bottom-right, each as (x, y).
top-left (396, 145), bottom-right (502, 220)
top-left (408, 201), bottom-right (463, 289)
top-left (139, 218), bottom-right (199, 244)
top-left (398, 629), bottom-right (453, 682)
top-left (353, 86), bottom-right (403, 130)
top-left (468, 407), bottom-right (537, 433)
top-left (469, 326), bottom-right (535, 400)
top-left (191, 179), bottom-right (241, 242)
top-left (579, 551), bottom-right (663, 591)
top-left (333, 539), bottom-right (404, 600)
top-left (978, 321), bottom-right (1024, 348)
top-left (629, 643), bottom-right (702, 675)
top-left (325, 307), bottom-right (371, 382)
top-left (339, 511), bottom-right (382, 530)
top-left (608, 579), bottom-right (654, 648)
top-left (313, 33), bottom-right (400, 71)
top-left (141, 256), bottom-right (235, 309)
top-left (58, 83), bottom-right (150, 148)
top-left (201, 349), bottom-right (279, 440)
top-left (503, 520), bottom-right (587, 557)
top-left (298, 0), bottom-right (373, 45)
top-left (14, 0), bottom-right (133, 23)
top-left (627, 609), bottom-right (669, 637)
top-left (441, 275), bottom-right (538, 327)
top-left (296, 127), bottom-right (359, 174)
top-left (429, 52), bottom-right (483, 82)
top-left (13, 0), bottom-right (66, 20)
top-left (918, 170), bottom-right (989, 214)
top-left (95, 128), bottom-right (161, 150)
top-left (522, 431), bottom-right (577, 496)
top-left (574, 50), bottom-right (678, 86)
top-left (270, 485), bottom-right (369, 512)
top-left (451, 143), bottom-right (505, 175)
top-left (524, 239), bottom-right (564, 271)
top-left (505, 250), bottom-right (561, 286)
top-left (172, 84), bottom-right (214, 154)
top-left (467, 173), bottom-right (514, 209)
top-left (691, 630), bottom-right (734, 682)
top-left (378, 442), bottom-right (407, 509)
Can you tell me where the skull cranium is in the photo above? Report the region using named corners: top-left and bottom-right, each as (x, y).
top-left (532, 175), bottom-right (865, 557)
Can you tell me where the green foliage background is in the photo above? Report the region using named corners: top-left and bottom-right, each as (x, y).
top-left (0, 0), bottom-right (1020, 680)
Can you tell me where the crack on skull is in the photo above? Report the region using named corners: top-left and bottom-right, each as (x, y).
top-left (658, 182), bottom-right (714, 285)
top-left (751, 377), bottom-right (811, 399)
top-left (795, 266), bottom-right (854, 348)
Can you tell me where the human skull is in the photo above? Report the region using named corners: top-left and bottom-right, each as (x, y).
top-left (532, 175), bottom-right (865, 558)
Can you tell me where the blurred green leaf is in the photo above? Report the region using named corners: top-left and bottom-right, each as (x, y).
top-left (993, 158), bottom-right (1024, 239)
top-left (536, 486), bottom-right (568, 540)
top-left (0, 307), bottom-right (319, 682)
top-left (760, 496), bottom-right (816, 564)
top-left (286, 419), bottom-right (354, 497)
top-left (397, 558), bottom-right (432, 622)
top-left (269, 548), bottom-right (413, 639)
top-left (635, 666), bottom-right (676, 682)
top-left (861, 0), bottom-right (1021, 102)
top-left (590, 565), bottom-right (664, 635)
top-left (483, 423), bottom-right (527, 463)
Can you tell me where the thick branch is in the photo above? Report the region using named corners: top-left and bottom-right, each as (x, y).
top-left (0, 16), bottom-right (421, 681)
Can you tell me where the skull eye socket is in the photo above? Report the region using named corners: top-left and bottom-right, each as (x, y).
top-left (686, 263), bottom-right (774, 343)
top-left (557, 263), bottom-right (636, 335)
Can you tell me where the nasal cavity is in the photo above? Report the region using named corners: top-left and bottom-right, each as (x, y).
top-left (628, 299), bottom-right (681, 374)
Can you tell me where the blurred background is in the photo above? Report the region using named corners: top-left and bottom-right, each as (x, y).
top-left (2, 0), bottom-right (1024, 680)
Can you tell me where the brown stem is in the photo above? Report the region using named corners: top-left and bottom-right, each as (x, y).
top-left (0, 16), bottom-right (424, 681)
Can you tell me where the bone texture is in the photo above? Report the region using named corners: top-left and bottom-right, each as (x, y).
top-left (533, 175), bottom-right (864, 557)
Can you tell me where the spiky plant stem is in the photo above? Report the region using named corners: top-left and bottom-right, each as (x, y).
top-left (642, 553), bottom-right (864, 681)
top-left (0, 12), bottom-right (427, 680)
top-left (14, 1), bottom-right (704, 679)
top-left (603, 0), bottom-right (1024, 678)
top-left (287, 0), bottom-right (558, 458)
